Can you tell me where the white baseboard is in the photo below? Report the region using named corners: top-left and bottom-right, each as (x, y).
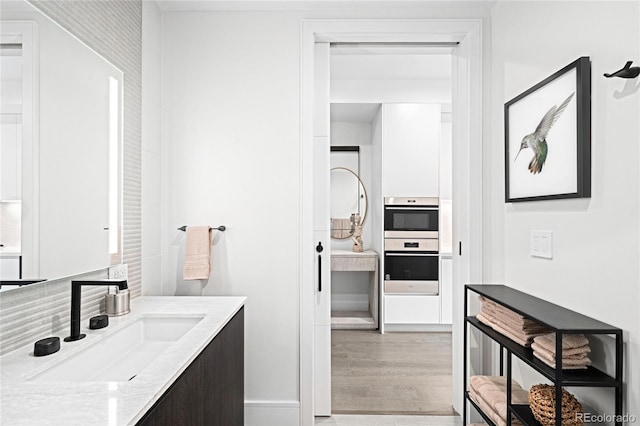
top-left (245, 400), bottom-right (300, 426)
top-left (384, 323), bottom-right (452, 332)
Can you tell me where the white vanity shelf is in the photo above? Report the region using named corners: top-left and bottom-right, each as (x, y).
top-left (331, 250), bottom-right (379, 330)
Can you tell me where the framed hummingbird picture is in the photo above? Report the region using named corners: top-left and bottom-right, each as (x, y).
top-left (505, 56), bottom-right (591, 202)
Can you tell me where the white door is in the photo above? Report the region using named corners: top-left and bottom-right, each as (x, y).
top-left (313, 41), bottom-right (331, 416)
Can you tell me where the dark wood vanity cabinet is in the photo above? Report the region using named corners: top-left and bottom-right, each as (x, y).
top-left (137, 308), bottom-right (244, 426)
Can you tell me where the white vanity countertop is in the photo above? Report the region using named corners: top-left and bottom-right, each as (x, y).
top-left (0, 296), bottom-right (246, 426)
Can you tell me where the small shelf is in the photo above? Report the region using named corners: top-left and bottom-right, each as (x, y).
top-left (510, 404), bottom-right (542, 426)
top-left (463, 284), bottom-right (624, 426)
top-left (466, 317), bottom-right (618, 387)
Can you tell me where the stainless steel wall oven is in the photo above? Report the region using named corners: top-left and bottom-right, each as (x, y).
top-left (384, 197), bottom-right (439, 295)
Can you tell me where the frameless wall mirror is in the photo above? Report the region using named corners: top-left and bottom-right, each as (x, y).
top-left (0, 0), bottom-right (123, 291)
top-left (330, 165), bottom-right (368, 240)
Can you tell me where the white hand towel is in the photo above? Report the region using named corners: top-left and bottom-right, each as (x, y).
top-left (183, 226), bottom-right (212, 280)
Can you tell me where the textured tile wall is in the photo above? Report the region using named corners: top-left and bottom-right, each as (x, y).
top-left (0, 0), bottom-right (142, 355)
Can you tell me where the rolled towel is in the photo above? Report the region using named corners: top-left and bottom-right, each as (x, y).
top-left (534, 333), bottom-right (590, 353)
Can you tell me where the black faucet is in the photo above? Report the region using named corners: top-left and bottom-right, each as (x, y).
top-left (64, 279), bottom-right (128, 342)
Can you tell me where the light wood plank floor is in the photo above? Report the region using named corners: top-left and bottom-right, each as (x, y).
top-left (332, 330), bottom-right (455, 416)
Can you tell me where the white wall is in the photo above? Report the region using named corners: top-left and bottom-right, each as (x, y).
top-left (160, 5), bottom-right (491, 424)
top-left (162, 11), bottom-right (302, 422)
top-left (486, 0), bottom-right (640, 419)
top-left (141, 0), bottom-right (163, 294)
top-left (331, 79), bottom-right (451, 104)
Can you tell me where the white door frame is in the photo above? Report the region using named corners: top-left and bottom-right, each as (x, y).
top-left (300, 19), bottom-right (483, 425)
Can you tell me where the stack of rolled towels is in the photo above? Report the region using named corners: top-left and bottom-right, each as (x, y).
top-left (476, 296), bottom-right (551, 347)
top-left (531, 333), bottom-right (591, 369)
top-left (468, 375), bottom-right (528, 426)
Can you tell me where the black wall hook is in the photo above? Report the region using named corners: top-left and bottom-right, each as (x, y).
top-left (604, 61), bottom-right (640, 79)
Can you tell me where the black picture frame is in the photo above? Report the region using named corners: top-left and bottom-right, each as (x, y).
top-left (505, 57), bottom-right (591, 202)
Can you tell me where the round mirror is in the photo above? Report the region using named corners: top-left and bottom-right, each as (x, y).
top-left (330, 167), bottom-right (368, 239)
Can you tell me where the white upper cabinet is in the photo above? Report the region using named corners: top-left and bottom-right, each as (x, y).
top-left (382, 104), bottom-right (440, 197)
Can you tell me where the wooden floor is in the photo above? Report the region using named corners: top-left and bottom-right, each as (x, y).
top-left (331, 330), bottom-right (454, 416)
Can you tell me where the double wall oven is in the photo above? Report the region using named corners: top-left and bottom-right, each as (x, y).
top-left (384, 197), bottom-right (439, 295)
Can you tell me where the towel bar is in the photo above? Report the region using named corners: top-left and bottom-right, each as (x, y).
top-left (178, 225), bottom-right (226, 232)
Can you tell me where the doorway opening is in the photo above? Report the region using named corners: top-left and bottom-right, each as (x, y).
top-left (327, 44), bottom-right (455, 416)
top-left (300, 19), bottom-right (483, 426)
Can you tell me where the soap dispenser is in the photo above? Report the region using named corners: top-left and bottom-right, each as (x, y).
top-left (105, 286), bottom-right (130, 316)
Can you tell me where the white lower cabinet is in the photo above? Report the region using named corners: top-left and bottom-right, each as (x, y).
top-left (384, 294), bottom-right (440, 324)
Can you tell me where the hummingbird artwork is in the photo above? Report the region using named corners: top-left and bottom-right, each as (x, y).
top-left (514, 92), bottom-right (575, 174)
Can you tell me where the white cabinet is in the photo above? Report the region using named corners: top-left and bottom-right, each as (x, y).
top-left (384, 294), bottom-right (440, 324)
top-left (382, 104), bottom-right (440, 197)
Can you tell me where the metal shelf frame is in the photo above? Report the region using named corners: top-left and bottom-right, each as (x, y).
top-left (463, 284), bottom-right (623, 426)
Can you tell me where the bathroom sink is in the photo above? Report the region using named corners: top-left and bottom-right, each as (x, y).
top-left (30, 315), bottom-right (204, 382)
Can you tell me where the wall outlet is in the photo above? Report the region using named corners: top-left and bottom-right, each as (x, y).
top-left (108, 264), bottom-right (128, 280)
top-left (530, 231), bottom-right (553, 259)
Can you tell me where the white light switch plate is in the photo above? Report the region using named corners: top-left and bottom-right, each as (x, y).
top-left (531, 231), bottom-right (553, 259)
top-left (108, 264), bottom-right (128, 280)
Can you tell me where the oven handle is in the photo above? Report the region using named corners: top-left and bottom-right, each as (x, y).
top-left (385, 252), bottom-right (439, 256)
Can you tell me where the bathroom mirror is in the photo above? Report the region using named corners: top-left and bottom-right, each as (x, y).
top-left (330, 167), bottom-right (368, 239)
top-left (0, 0), bottom-right (123, 290)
